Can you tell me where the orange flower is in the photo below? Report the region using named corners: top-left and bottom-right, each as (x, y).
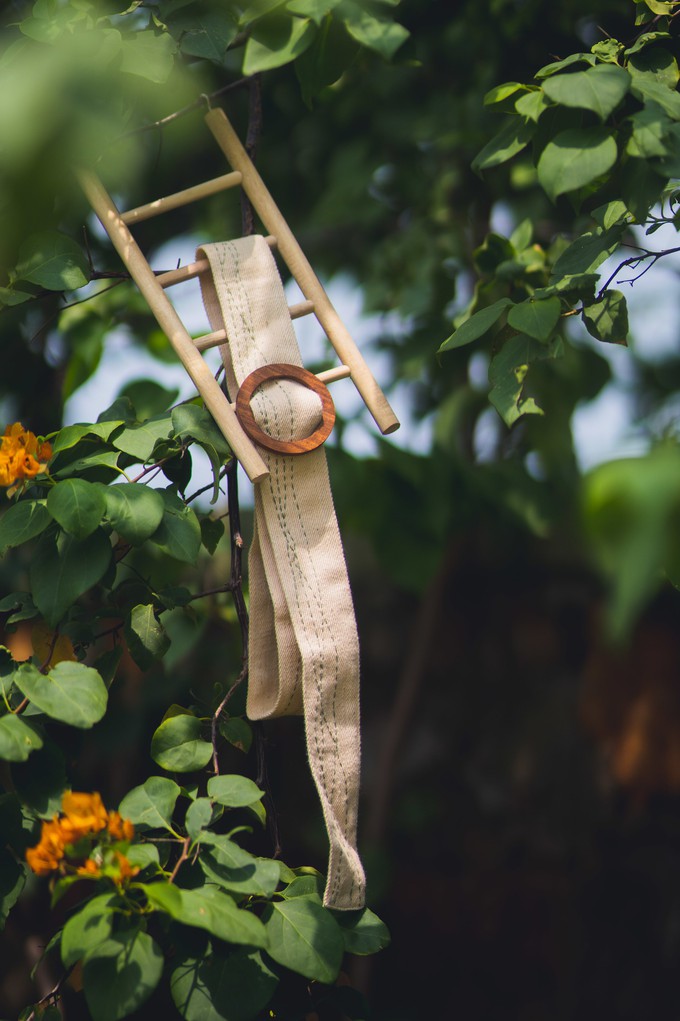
top-left (60, 791), bottom-right (108, 843)
top-left (112, 852), bottom-right (139, 885)
top-left (107, 811), bottom-right (135, 842)
top-left (0, 423), bottom-right (51, 490)
top-left (25, 819), bottom-right (66, 876)
top-left (25, 791), bottom-right (138, 878)
top-left (76, 858), bottom-right (101, 878)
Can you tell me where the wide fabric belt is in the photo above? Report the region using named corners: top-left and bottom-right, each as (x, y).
top-left (198, 236), bottom-right (365, 910)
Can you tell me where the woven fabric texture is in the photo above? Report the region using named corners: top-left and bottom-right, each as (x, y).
top-left (198, 236), bottom-right (365, 909)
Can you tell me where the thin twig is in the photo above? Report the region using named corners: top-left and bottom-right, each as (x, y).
top-left (598, 245), bottom-right (680, 296)
top-left (115, 77), bottom-right (252, 143)
top-left (168, 836), bottom-right (191, 884)
top-left (185, 463), bottom-right (230, 504)
top-left (211, 457), bottom-right (249, 778)
top-left (24, 965), bottom-right (75, 1021)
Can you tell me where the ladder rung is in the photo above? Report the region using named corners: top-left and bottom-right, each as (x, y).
top-left (289, 300), bottom-right (315, 320)
top-left (194, 300), bottom-right (319, 353)
top-left (121, 172), bottom-right (242, 225)
top-left (156, 236), bottom-right (277, 288)
top-left (316, 364), bottom-right (351, 385)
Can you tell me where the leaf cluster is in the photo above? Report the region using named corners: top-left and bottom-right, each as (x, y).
top-left (440, 4), bottom-right (680, 428)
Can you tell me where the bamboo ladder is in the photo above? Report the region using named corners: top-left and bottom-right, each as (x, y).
top-left (77, 106), bottom-right (400, 483)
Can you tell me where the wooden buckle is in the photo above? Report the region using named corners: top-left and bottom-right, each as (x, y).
top-left (234, 363), bottom-right (335, 455)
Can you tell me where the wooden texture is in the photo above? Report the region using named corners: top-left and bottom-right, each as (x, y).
top-left (76, 168), bottom-right (269, 483)
top-left (121, 172), bottom-right (242, 225)
top-left (205, 108), bottom-right (400, 437)
top-left (234, 363), bottom-right (336, 455)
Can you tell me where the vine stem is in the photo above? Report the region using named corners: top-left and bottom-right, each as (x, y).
top-left (168, 836), bottom-right (191, 884)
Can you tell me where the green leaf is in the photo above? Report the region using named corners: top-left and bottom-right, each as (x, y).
top-left (0, 286), bottom-right (34, 307)
top-left (15, 231), bottom-right (89, 291)
top-left (541, 65), bottom-right (630, 120)
top-left (551, 226), bottom-right (624, 278)
top-left (582, 290), bottom-right (630, 344)
top-left (118, 776), bottom-right (181, 832)
top-left (484, 81), bottom-right (526, 105)
top-left (0, 501), bottom-right (51, 556)
top-left (82, 927), bottom-right (164, 1021)
top-left (628, 46), bottom-right (679, 88)
top-left (125, 843), bottom-right (160, 871)
top-left (288, 1), bottom-right (342, 25)
top-left (333, 906), bottom-right (391, 955)
top-left (591, 200), bottom-right (630, 229)
top-left (585, 446), bottom-right (680, 638)
top-left (621, 157), bottom-right (666, 221)
top-left (0, 714), bottom-right (43, 762)
top-left (537, 127), bottom-right (618, 200)
top-left (507, 297), bottom-right (561, 340)
top-left (641, 0), bottom-right (679, 16)
top-left (262, 898), bottom-right (344, 982)
top-left (46, 479), bottom-right (106, 539)
top-left (243, 13), bottom-right (316, 74)
top-left (150, 713), bottom-right (212, 772)
top-left (171, 404), bottom-right (231, 503)
top-left (630, 76), bottom-right (680, 118)
top-left (125, 604), bottom-right (171, 672)
top-left (171, 948), bottom-right (278, 1021)
top-left (219, 717), bottom-right (253, 754)
top-left (145, 883), bottom-right (268, 947)
top-left (199, 835), bottom-right (280, 897)
top-left (514, 89), bottom-right (551, 122)
top-left (200, 515), bottom-right (224, 554)
top-left (185, 797), bottom-right (214, 840)
top-left (0, 848), bottom-right (25, 929)
top-left (438, 299), bottom-right (512, 354)
top-left (30, 529), bottom-right (112, 627)
top-left (150, 489), bottom-right (201, 564)
top-left (120, 30), bottom-right (177, 83)
top-left (338, 1), bottom-right (409, 59)
top-left (471, 117), bottom-right (534, 172)
top-left (61, 893), bottom-right (120, 967)
top-left (626, 102), bottom-right (673, 157)
top-left (14, 661), bottom-right (107, 728)
top-left (535, 53), bottom-right (596, 78)
top-left (207, 774), bottom-right (265, 808)
top-left (591, 38), bottom-right (624, 64)
top-left (171, 405), bottom-right (231, 458)
top-left (112, 416), bottom-right (173, 462)
top-left (489, 335), bottom-right (562, 427)
top-left (166, 7), bottom-right (239, 64)
top-left (625, 30), bottom-right (671, 57)
top-left (104, 484), bottom-right (165, 545)
top-left (51, 421), bottom-right (124, 455)
top-left (282, 874), bottom-right (325, 900)
top-left (52, 449), bottom-right (121, 481)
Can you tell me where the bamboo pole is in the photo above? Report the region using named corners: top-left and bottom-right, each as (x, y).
top-left (120, 172), bottom-right (242, 225)
top-left (205, 108), bottom-right (400, 436)
top-left (77, 168), bottom-right (269, 483)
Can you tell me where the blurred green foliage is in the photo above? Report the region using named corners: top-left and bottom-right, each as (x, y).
top-left (4, 0), bottom-right (680, 1017)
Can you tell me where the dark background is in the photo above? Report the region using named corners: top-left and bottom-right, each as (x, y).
top-left (4, 1), bottom-right (680, 1018)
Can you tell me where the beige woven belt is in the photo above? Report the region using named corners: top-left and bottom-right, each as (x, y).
top-left (198, 236), bottom-right (365, 910)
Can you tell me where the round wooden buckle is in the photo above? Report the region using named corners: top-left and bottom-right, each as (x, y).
top-left (234, 362), bottom-right (335, 455)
